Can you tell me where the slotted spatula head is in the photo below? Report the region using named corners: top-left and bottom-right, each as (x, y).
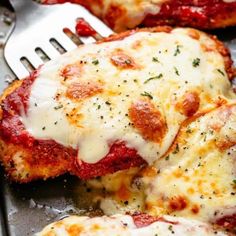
top-left (4, 0), bottom-right (113, 79)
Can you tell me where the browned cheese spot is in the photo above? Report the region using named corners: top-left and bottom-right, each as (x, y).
top-left (66, 224), bottom-right (82, 235)
top-left (176, 91), bottom-right (200, 117)
top-left (132, 40), bottom-right (143, 50)
top-left (191, 204), bottom-right (200, 214)
top-left (209, 106), bottom-right (232, 132)
top-left (116, 183), bottom-right (131, 201)
top-left (187, 29), bottom-right (200, 40)
top-left (141, 166), bottom-right (158, 178)
top-left (66, 81), bottom-right (103, 101)
top-left (168, 196), bottom-right (188, 212)
top-left (216, 139), bottom-right (236, 152)
top-left (215, 97), bottom-right (227, 107)
top-left (209, 106), bottom-right (236, 151)
top-left (128, 99), bottom-right (167, 143)
top-left (60, 62), bottom-right (83, 81)
top-left (110, 51), bottom-right (138, 69)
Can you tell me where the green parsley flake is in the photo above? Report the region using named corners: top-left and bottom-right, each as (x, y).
top-left (144, 74), bottom-right (163, 84)
top-left (217, 69), bottom-right (225, 76)
top-left (174, 45), bottom-right (182, 56)
top-left (152, 57), bottom-right (160, 62)
top-left (54, 104), bottom-right (63, 110)
top-left (192, 58), bottom-right (200, 67)
top-left (141, 91), bottom-right (153, 99)
top-left (92, 59), bottom-right (99, 65)
top-left (186, 128), bottom-right (192, 133)
top-left (174, 67), bottom-right (180, 76)
top-left (173, 144), bottom-right (179, 154)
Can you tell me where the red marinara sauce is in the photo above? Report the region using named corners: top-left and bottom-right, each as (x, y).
top-left (215, 214), bottom-right (236, 229)
top-left (75, 18), bottom-right (97, 37)
top-left (143, 0), bottom-right (236, 29)
top-left (132, 213), bottom-right (178, 228)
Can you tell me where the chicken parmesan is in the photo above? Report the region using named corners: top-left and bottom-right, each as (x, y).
top-left (84, 104), bottom-right (236, 230)
top-left (41, 0), bottom-right (236, 32)
top-left (36, 213), bottom-right (230, 236)
top-left (142, 103), bottom-right (236, 228)
top-left (35, 104), bottom-right (236, 234)
top-left (0, 27), bottom-right (235, 183)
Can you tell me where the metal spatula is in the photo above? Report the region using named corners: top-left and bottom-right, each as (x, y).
top-left (4, 0), bottom-right (113, 79)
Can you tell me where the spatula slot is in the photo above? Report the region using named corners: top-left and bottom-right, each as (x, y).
top-left (49, 38), bottom-right (66, 54)
top-left (20, 56), bottom-right (35, 72)
top-left (4, 2), bottom-right (113, 79)
top-left (35, 47), bottom-right (50, 63)
top-left (63, 28), bottom-right (83, 46)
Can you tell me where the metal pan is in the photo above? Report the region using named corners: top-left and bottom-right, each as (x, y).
top-left (0, 2), bottom-right (236, 235)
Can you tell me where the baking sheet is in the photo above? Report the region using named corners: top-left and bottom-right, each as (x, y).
top-left (0, 2), bottom-right (236, 236)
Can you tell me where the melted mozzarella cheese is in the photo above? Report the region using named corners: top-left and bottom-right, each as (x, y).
top-left (88, 168), bottom-right (145, 215)
top-left (20, 28), bottom-right (235, 164)
top-left (143, 104), bottom-right (236, 222)
top-left (20, 78), bottom-right (81, 149)
top-left (99, 0), bottom-right (167, 31)
top-left (36, 214), bottom-right (228, 236)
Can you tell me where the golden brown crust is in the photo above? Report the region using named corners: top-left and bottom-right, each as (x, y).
top-left (0, 80), bottom-right (23, 119)
top-left (0, 138), bottom-right (76, 183)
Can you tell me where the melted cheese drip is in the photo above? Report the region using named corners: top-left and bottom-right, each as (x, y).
top-left (88, 168), bottom-right (145, 215)
top-left (20, 28), bottom-right (235, 164)
top-left (36, 214), bottom-right (227, 236)
top-left (143, 104), bottom-right (236, 222)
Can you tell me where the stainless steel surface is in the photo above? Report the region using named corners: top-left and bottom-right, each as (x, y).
top-left (4, 0), bottom-right (113, 79)
top-left (2, 175), bottom-right (103, 236)
top-left (0, 4), bottom-right (15, 92)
